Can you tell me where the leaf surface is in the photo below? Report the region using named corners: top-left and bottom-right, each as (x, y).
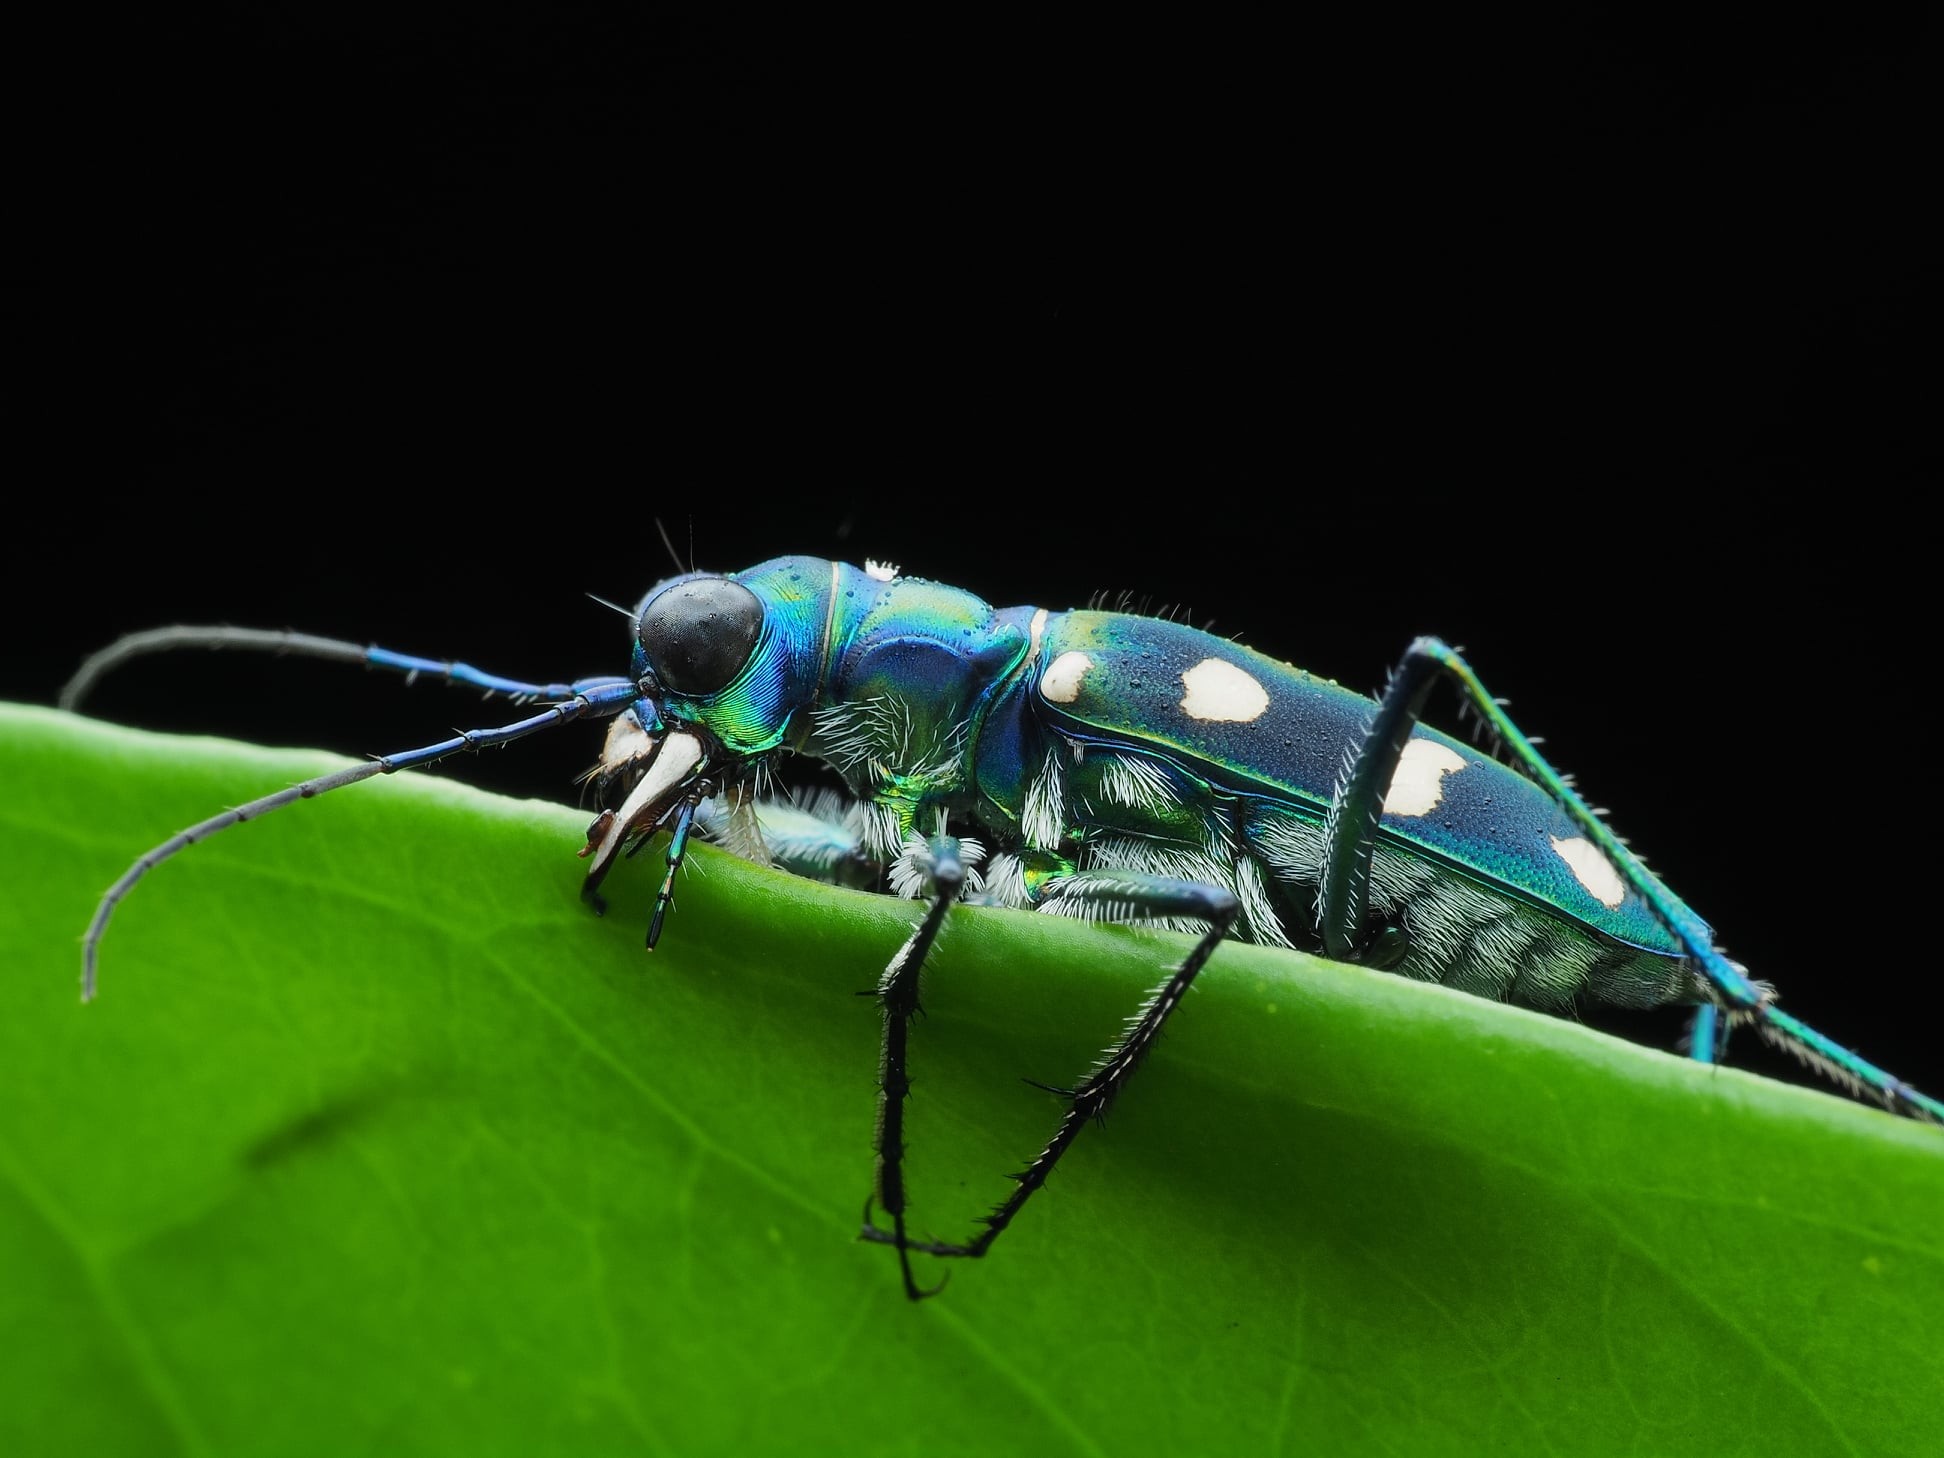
top-left (3, 703), bottom-right (1941, 1456)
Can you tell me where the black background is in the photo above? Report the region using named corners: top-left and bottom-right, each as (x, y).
top-left (15, 15), bottom-right (1938, 1097)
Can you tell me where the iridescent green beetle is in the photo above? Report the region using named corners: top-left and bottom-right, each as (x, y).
top-left (71, 555), bottom-right (1943, 1299)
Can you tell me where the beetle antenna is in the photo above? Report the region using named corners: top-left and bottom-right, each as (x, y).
top-left (62, 627), bottom-right (619, 714)
top-left (80, 678), bottom-right (639, 1001)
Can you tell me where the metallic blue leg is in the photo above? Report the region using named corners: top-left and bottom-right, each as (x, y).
top-left (1686, 1003), bottom-right (1723, 1064)
top-left (645, 793), bottom-right (704, 948)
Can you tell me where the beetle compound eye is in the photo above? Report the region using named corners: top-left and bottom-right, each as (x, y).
top-left (637, 578), bottom-right (765, 695)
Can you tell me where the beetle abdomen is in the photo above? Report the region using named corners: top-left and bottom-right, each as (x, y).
top-left (1025, 610), bottom-right (1689, 967)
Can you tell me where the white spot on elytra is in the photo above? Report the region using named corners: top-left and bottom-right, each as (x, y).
top-left (1042, 651), bottom-right (1093, 703)
top-left (1551, 834), bottom-right (1626, 908)
top-left (1382, 739), bottom-right (1467, 817)
top-left (1179, 658), bottom-right (1269, 723)
top-left (865, 559), bottom-right (899, 582)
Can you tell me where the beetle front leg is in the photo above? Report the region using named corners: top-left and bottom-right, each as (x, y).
top-left (864, 870), bottom-right (1238, 1281)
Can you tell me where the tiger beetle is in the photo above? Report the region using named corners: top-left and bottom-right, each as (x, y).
top-left (68, 555), bottom-right (1944, 1300)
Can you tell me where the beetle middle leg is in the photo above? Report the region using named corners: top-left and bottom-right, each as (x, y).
top-left (860, 832), bottom-right (969, 1301)
top-left (862, 868), bottom-right (1237, 1296)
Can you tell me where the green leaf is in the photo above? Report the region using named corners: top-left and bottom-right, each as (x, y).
top-left (3, 701), bottom-right (1941, 1457)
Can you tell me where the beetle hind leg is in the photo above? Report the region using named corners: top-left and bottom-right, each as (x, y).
top-left (1753, 1005), bottom-right (1944, 1123)
top-left (1336, 636), bottom-right (1944, 1122)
